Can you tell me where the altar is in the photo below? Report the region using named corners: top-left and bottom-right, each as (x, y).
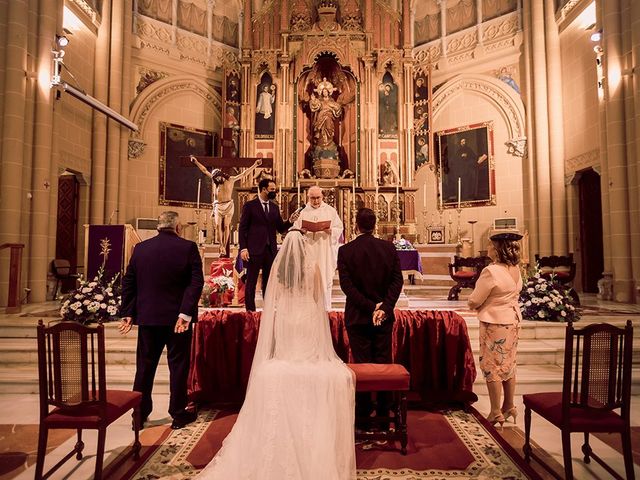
top-left (188, 309), bottom-right (477, 407)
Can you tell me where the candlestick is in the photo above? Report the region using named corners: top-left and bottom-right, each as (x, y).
top-left (278, 184), bottom-right (282, 204)
top-left (457, 177), bottom-right (461, 210)
top-left (352, 180), bottom-right (356, 201)
top-left (297, 180), bottom-right (301, 208)
top-left (196, 178), bottom-right (201, 210)
top-left (374, 183), bottom-right (379, 205)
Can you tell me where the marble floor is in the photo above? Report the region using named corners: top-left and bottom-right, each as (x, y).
top-left (1, 291), bottom-right (639, 479)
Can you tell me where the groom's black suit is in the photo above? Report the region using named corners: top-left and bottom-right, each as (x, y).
top-left (338, 232), bottom-right (403, 421)
top-left (238, 196), bottom-right (292, 311)
top-left (121, 230), bottom-right (204, 423)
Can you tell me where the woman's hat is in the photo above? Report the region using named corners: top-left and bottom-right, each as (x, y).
top-left (489, 228), bottom-right (523, 241)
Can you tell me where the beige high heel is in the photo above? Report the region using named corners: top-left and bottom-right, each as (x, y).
top-left (486, 412), bottom-right (505, 427)
top-left (502, 407), bottom-right (518, 423)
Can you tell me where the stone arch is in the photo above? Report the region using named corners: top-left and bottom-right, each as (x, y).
top-left (432, 73), bottom-right (526, 156)
top-left (129, 76), bottom-right (222, 141)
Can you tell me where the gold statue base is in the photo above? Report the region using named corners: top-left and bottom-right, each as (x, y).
top-left (313, 157), bottom-right (341, 179)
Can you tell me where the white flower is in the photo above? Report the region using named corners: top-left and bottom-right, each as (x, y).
top-left (100, 303), bottom-right (107, 309)
top-left (542, 296), bottom-right (550, 302)
top-left (527, 288), bottom-right (534, 293)
top-left (83, 299), bottom-right (90, 305)
top-left (75, 308), bottom-right (83, 315)
top-left (107, 306), bottom-right (118, 315)
top-left (95, 294), bottom-right (104, 301)
top-left (525, 301), bottom-right (532, 306)
top-left (561, 310), bottom-right (567, 317)
top-left (74, 294), bottom-right (82, 300)
top-left (70, 301), bottom-right (81, 310)
top-left (548, 302), bottom-right (556, 309)
top-left (81, 287), bottom-right (91, 294)
top-left (88, 282), bottom-right (97, 288)
top-left (538, 311), bottom-right (546, 318)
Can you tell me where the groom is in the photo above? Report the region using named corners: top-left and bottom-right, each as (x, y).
top-left (337, 208), bottom-right (403, 426)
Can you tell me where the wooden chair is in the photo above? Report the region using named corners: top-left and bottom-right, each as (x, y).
top-left (35, 320), bottom-right (142, 480)
top-left (535, 253), bottom-right (579, 305)
top-left (348, 363), bottom-right (410, 455)
top-left (447, 255), bottom-right (491, 300)
top-left (50, 259), bottom-right (79, 299)
top-left (523, 320), bottom-right (634, 480)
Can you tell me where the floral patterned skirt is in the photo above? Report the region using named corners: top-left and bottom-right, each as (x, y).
top-left (479, 320), bottom-right (520, 383)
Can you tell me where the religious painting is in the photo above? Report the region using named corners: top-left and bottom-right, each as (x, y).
top-left (378, 72), bottom-right (398, 138)
top-left (255, 73), bottom-right (276, 138)
top-left (413, 72), bottom-right (431, 170)
top-left (436, 122), bottom-right (495, 209)
top-left (224, 104), bottom-right (239, 128)
top-left (226, 74), bottom-right (240, 103)
top-left (159, 122), bottom-right (216, 208)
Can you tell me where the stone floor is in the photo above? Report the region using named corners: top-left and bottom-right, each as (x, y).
top-left (1, 288), bottom-right (639, 479)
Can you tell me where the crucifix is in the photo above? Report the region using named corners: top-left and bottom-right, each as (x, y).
top-left (183, 152), bottom-right (273, 257)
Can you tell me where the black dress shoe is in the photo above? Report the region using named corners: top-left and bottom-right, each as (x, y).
top-left (170, 411), bottom-right (197, 430)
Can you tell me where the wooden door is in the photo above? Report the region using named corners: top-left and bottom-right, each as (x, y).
top-left (578, 168), bottom-right (604, 293)
top-left (55, 174), bottom-right (79, 290)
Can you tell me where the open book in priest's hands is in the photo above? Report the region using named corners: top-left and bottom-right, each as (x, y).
top-left (301, 220), bottom-right (332, 233)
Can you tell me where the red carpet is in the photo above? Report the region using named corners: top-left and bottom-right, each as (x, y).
top-left (106, 407), bottom-right (541, 479)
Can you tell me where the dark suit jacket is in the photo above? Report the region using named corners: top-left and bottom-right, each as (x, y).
top-left (337, 233), bottom-right (403, 326)
top-left (121, 230), bottom-right (204, 326)
top-left (238, 197), bottom-right (291, 257)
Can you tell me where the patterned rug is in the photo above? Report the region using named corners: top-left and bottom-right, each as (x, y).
top-left (107, 407), bottom-right (541, 480)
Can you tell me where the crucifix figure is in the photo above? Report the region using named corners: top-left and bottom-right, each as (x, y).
top-left (188, 154), bottom-right (266, 256)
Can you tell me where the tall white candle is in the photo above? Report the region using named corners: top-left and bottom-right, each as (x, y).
top-left (196, 178), bottom-right (201, 210)
top-left (278, 184), bottom-right (282, 205)
top-left (457, 177), bottom-right (461, 209)
top-left (352, 180), bottom-right (356, 200)
top-left (297, 181), bottom-right (301, 208)
top-left (375, 182), bottom-right (379, 203)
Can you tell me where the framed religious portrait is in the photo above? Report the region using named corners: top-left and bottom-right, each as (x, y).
top-left (255, 73), bottom-right (276, 138)
top-left (159, 122), bottom-right (217, 208)
top-left (427, 226), bottom-right (445, 244)
top-left (435, 122), bottom-right (496, 209)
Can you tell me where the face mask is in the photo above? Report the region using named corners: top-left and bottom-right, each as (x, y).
top-left (267, 191), bottom-right (277, 200)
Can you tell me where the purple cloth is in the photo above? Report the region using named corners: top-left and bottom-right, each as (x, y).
top-left (396, 250), bottom-right (422, 273)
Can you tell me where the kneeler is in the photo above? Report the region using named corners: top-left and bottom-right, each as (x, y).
top-left (347, 363), bottom-right (410, 455)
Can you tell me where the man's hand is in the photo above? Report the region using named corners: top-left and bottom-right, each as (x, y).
top-left (119, 317), bottom-right (133, 335)
top-left (289, 211), bottom-right (301, 223)
top-left (175, 318), bottom-right (190, 334)
top-left (372, 302), bottom-right (387, 327)
top-left (240, 248), bottom-right (250, 262)
top-left (477, 154), bottom-right (488, 164)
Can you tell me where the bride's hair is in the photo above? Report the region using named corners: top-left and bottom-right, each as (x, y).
top-left (276, 230), bottom-right (306, 289)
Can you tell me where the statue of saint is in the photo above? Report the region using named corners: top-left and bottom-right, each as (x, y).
top-left (309, 78), bottom-right (343, 150)
top-left (190, 155), bottom-right (262, 256)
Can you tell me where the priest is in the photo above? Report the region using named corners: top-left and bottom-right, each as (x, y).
top-left (292, 185), bottom-right (344, 310)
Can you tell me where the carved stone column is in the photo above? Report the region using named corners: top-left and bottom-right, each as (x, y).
top-left (117, 0), bottom-right (133, 223)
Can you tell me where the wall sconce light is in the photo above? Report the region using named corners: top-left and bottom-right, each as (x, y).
top-left (590, 30), bottom-right (602, 42)
top-left (56, 34), bottom-right (69, 48)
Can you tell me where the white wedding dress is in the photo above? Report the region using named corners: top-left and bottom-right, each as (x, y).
top-left (196, 231), bottom-right (356, 480)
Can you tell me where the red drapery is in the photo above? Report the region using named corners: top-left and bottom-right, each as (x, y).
top-left (189, 310), bottom-right (477, 406)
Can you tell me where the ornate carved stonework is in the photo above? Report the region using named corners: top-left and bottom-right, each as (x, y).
top-left (341, 0), bottom-right (363, 31)
top-left (251, 50), bottom-right (279, 74)
top-left (128, 138), bottom-right (146, 159)
top-left (376, 49), bottom-right (404, 76)
top-left (136, 68), bottom-right (169, 96)
top-left (566, 149), bottom-right (600, 173)
top-left (505, 137), bottom-right (527, 158)
top-left (290, 0), bottom-right (313, 32)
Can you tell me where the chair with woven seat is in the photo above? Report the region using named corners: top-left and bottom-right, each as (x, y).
top-left (35, 320), bottom-right (142, 480)
top-left (447, 255), bottom-right (491, 300)
top-left (523, 320), bottom-right (634, 480)
top-left (534, 253), bottom-right (579, 305)
top-left (348, 363), bottom-right (410, 455)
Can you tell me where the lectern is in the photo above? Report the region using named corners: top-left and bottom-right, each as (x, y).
top-left (83, 225), bottom-right (140, 281)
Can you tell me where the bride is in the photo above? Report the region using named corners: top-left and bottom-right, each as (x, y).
top-left (196, 230), bottom-right (356, 480)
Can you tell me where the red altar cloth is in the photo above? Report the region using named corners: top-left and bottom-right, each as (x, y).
top-left (189, 310), bottom-right (477, 406)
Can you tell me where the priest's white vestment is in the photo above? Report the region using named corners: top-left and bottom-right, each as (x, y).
top-left (293, 202), bottom-right (343, 310)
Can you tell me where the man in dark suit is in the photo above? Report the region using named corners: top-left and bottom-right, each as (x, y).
top-left (119, 211), bottom-right (204, 429)
top-left (337, 208), bottom-right (403, 425)
top-left (239, 178), bottom-right (298, 311)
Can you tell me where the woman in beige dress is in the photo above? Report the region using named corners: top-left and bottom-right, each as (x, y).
top-left (468, 230), bottom-right (523, 426)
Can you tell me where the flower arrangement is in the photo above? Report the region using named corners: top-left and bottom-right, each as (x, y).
top-left (202, 268), bottom-right (235, 307)
top-left (519, 267), bottom-right (580, 322)
top-left (393, 237), bottom-right (415, 251)
top-left (59, 267), bottom-right (121, 324)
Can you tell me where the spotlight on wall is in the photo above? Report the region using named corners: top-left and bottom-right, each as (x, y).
top-left (590, 30), bottom-right (602, 42)
top-left (56, 34), bottom-right (69, 48)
